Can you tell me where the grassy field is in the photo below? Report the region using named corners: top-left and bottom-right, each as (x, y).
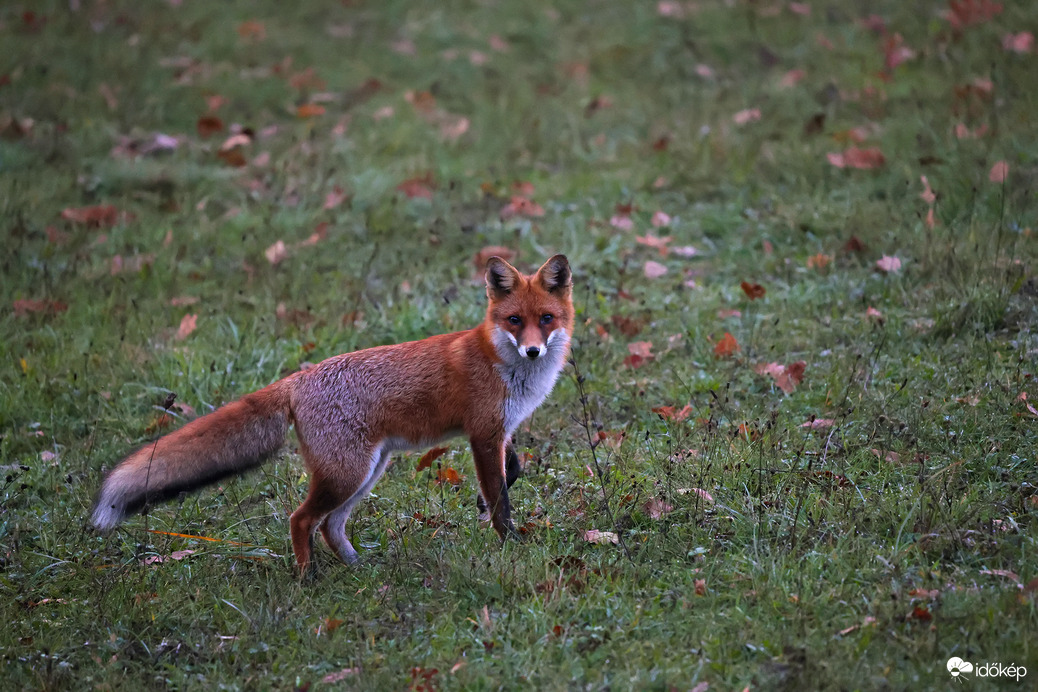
top-left (2, 0), bottom-right (1037, 689)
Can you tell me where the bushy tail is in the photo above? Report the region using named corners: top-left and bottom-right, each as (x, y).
top-left (92, 376), bottom-right (296, 532)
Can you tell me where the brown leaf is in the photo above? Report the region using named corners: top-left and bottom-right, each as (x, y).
top-left (801, 418), bottom-right (835, 430)
top-left (196, 115), bottom-right (224, 138)
top-left (396, 174), bottom-right (436, 200)
top-left (61, 204), bottom-right (121, 228)
top-left (740, 281), bottom-right (766, 300)
top-left (13, 299), bottom-right (68, 317)
top-left (417, 446), bottom-right (449, 472)
top-left (695, 579), bottom-right (707, 596)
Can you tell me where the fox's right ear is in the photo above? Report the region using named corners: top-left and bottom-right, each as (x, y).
top-left (486, 257), bottom-right (522, 297)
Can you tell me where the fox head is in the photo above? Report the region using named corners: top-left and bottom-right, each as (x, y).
top-left (485, 254), bottom-right (573, 364)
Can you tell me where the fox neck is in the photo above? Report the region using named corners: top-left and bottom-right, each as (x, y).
top-left (490, 325), bottom-right (569, 435)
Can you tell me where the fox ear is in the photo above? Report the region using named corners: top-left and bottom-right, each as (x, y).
top-left (486, 256), bottom-right (522, 297)
top-left (536, 254), bottom-right (571, 294)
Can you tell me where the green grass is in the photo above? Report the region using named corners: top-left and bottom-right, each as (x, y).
top-left (2, 0), bottom-right (1037, 689)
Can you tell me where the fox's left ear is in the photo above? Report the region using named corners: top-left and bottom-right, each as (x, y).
top-left (536, 254), bottom-right (571, 294)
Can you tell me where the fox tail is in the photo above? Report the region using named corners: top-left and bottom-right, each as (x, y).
top-left (91, 377), bottom-right (295, 532)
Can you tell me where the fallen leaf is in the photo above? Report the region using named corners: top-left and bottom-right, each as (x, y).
top-left (583, 529), bottom-right (619, 544)
top-left (945, 0), bottom-right (1003, 30)
top-left (695, 579), bottom-right (707, 596)
top-left (396, 174), bottom-right (436, 200)
top-left (13, 299), bottom-right (68, 316)
top-left (677, 487), bottom-right (715, 504)
top-left (780, 69), bottom-right (806, 88)
top-left (296, 103), bottom-right (326, 118)
top-left (807, 253), bottom-right (832, 270)
top-left (988, 160), bottom-right (1009, 183)
top-left (651, 210), bottom-right (671, 227)
top-left (882, 33), bottom-right (916, 70)
top-left (875, 255), bottom-right (902, 273)
top-left (435, 466), bottom-right (464, 485)
top-left (714, 332), bottom-right (740, 358)
top-left (866, 306), bottom-right (885, 323)
top-left (322, 668), bottom-right (360, 683)
top-left (196, 114), bottom-right (224, 138)
top-left (1002, 31), bottom-right (1034, 53)
top-left (237, 19), bottom-right (266, 40)
top-left (417, 446), bottom-right (449, 472)
top-left (801, 418), bottom-right (835, 430)
top-left (323, 186), bottom-right (349, 210)
top-left (636, 234), bottom-right (671, 255)
top-left (979, 568), bottom-right (1020, 584)
top-left (61, 205), bottom-right (122, 228)
top-left (643, 260), bottom-right (668, 279)
top-left (740, 281), bottom-right (766, 300)
top-left (175, 314), bottom-right (198, 340)
top-left (141, 549), bottom-right (196, 565)
top-left (871, 448), bottom-right (901, 463)
top-left (499, 195), bottom-right (544, 220)
top-left (609, 214), bottom-right (634, 231)
top-left (827, 146), bottom-right (886, 169)
top-left (265, 240), bottom-right (289, 265)
top-left (642, 497), bottom-right (674, 519)
top-left (919, 175), bottom-right (937, 206)
top-left (733, 108), bottom-right (761, 125)
top-left (651, 404), bottom-right (693, 422)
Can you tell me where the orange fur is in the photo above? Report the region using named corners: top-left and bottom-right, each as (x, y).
top-left (92, 255), bottom-right (573, 574)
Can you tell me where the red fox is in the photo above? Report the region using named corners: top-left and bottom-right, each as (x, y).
top-left (92, 254), bottom-right (573, 573)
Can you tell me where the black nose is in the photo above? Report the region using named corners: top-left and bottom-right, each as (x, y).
top-left (526, 346), bottom-right (540, 359)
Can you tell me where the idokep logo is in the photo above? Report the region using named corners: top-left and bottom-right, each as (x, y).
top-left (946, 657), bottom-right (1028, 682)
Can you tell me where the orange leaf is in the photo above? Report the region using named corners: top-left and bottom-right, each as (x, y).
top-left (175, 313), bottom-right (198, 340)
top-left (237, 20), bottom-right (266, 40)
top-left (435, 466), bottom-right (464, 486)
top-left (296, 103), bottom-right (326, 118)
top-left (61, 204), bottom-right (121, 228)
top-left (417, 446), bottom-right (449, 472)
top-left (740, 281), bottom-right (766, 300)
top-left (651, 404), bottom-right (693, 422)
top-left (714, 332), bottom-right (739, 358)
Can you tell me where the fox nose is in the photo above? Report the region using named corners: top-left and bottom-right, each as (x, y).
top-left (525, 346), bottom-right (541, 359)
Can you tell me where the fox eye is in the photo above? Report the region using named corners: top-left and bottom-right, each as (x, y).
top-left (508, 315), bottom-right (521, 325)
top-left (540, 314), bottom-right (554, 325)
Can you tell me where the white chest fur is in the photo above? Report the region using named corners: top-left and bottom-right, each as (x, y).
top-left (492, 327), bottom-right (569, 435)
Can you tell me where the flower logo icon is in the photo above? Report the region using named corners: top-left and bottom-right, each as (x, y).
top-left (947, 657), bottom-right (974, 678)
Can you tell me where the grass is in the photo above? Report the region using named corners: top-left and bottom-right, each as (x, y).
top-left (2, 0), bottom-right (1037, 689)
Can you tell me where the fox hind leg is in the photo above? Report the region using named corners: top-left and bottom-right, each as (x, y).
top-left (319, 444), bottom-right (392, 564)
